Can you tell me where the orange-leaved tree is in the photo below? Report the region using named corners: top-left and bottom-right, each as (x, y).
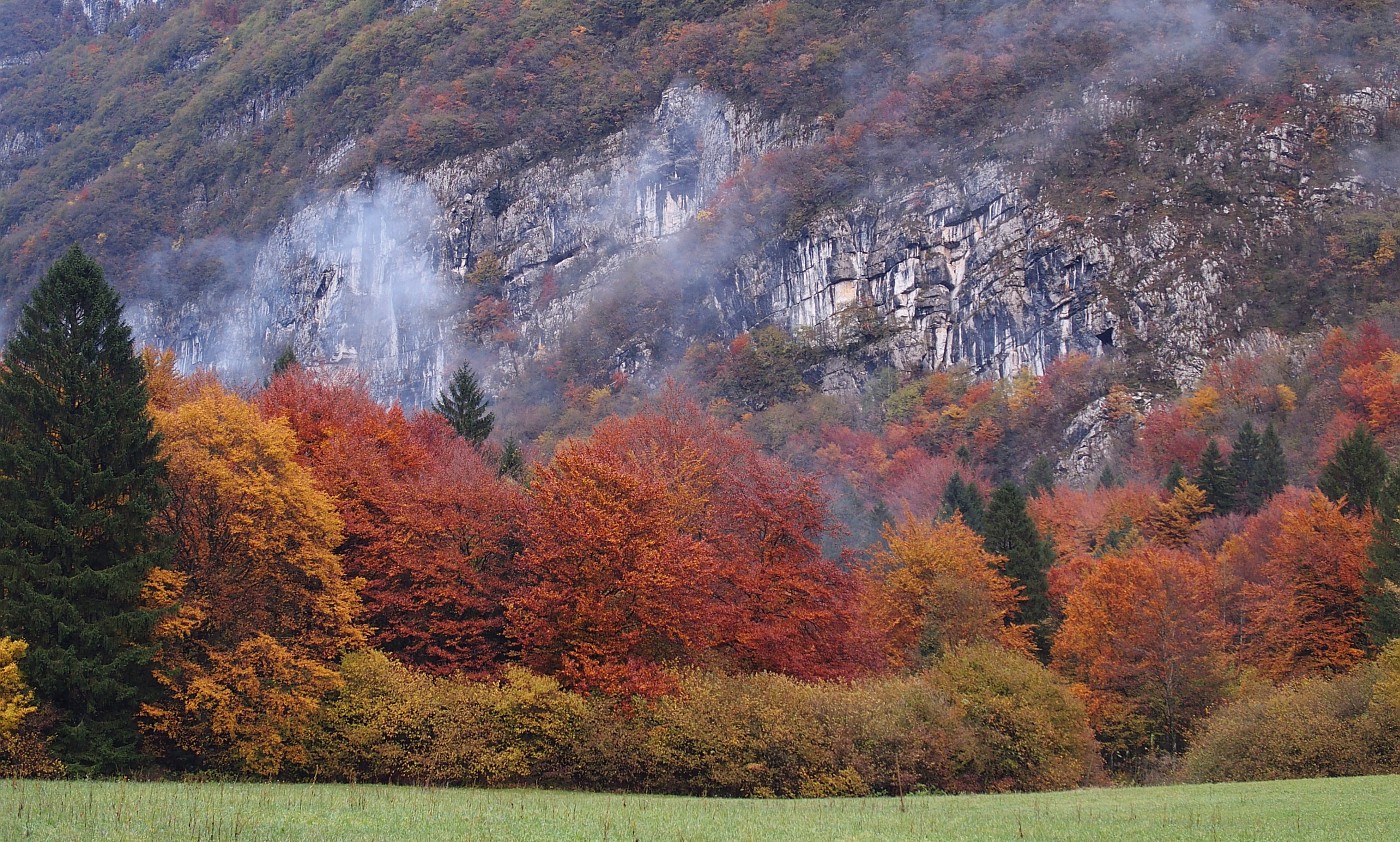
top-left (1240, 491), bottom-right (1373, 680)
top-left (507, 392), bottom-right (872, 695)
top-left (868, 515), bottom-right (1032, 666)
top-left (1053, 545), bottom-right (1229, 759)
top-left (142, 386), bottom-right (364, 775)
top-left (259, 368), bottom-right (524, 676)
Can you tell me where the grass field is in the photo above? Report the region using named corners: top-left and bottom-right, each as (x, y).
top-left (2, 774), bottom-right (1397, 841)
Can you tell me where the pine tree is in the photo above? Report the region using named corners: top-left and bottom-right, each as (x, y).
top-left (1194, 439), bottom-right (1234, 515)
top-left (940, 472), bottom-right (986, 534)
top-left (0, 246), bottom-right (167, 772)
top-left (435, 363), bottom-right (495, 446)
top-left (984, 482), bottom-right (1056, 656)
top-left (1227, 423), bottom-right (1262, 514)
top-left (1318, 424), bottom-right (1390, 516)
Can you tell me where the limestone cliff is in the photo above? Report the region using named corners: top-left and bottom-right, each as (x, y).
top-left (136, 79), bottom-right (1395, 412)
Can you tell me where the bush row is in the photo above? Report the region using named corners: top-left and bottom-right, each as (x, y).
top-left (301, 644), bottom-right (1098, 797)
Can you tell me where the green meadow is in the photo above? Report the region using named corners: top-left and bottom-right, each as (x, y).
top-left (2, 774), bottom-right (1397, 841)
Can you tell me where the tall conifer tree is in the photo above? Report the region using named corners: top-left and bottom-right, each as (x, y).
top-left (1226, 422), bottom-right (1261, 512)
top-left (435, 363), bottom-right (495, 446)
top-left (1163, 462), bottom-right (1186, 494)
top-left (1318, 424), bottom-right (1389, 516)
top-left (1255, 423), bottom-right (1287, 503)
top-left (1194, 439), bottom-right (1233, 515)
top-left (0, 246), bottom-right (167, 772)
top-left (984, 482), bottom-right (1056, 656)
top-left (940, 472), bottom-right (986, 534)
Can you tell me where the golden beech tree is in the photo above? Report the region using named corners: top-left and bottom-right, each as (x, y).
top-left (508, 393), bottom-right (874, 695)
top-left (142, 387), bottom-right (364, 776)
top-left (869, 515), bottom-right (1032, 666)
top-left (0, 637), bottom-right (36, 740)
top-left (258, 368), bottom-right (525, 676)
top-left (1240, 491), bottom-right (1372, 680)
top-left (1053, 546), bottom-right (1229, 758)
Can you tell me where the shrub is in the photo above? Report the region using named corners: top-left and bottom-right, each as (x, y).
top-left (1183, 672), bottom-right (1378, 782)
top-left (933, 644), bottom-right (1098, 792)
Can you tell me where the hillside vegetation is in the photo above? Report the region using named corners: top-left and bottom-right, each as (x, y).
top-left (3, 0), bottom-right (1400, 333)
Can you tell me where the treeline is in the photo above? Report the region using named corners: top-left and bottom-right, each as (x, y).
top-left (3, 249), bottom-right (1400, 791)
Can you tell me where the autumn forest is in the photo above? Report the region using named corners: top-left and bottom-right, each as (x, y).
top-left (2, 246), bottom-right (1400, 797)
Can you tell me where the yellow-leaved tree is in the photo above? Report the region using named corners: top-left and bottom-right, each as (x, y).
top-left (0, 636), bottom-right (61, 777)
top-left (869, 515), bottom-right (1032, 667)
top-left (0, 637), bottom-right (35, 739)
top-left (141, 385), bottom-right (364, 776)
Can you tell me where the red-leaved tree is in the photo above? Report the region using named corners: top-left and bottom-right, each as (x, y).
top-left (259, 368), bottom-right (524, 676)
top-left (507, 392), bottom-right (874, 695)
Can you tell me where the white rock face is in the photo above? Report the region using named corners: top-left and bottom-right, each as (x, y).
top-left (73, 0), bottom-right (153, 34)
top-left (136, 81), bottom-right (1383, 406)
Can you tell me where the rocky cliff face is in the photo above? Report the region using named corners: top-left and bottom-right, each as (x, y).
top-left (71, 0), bottom-right (152, 34)
top-left (137, 80), bottom-right (1396, 409)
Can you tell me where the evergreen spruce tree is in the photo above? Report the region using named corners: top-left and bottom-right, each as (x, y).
top-left (1096, 464), bottom-right (1119, 489)
top-left (1226, 423), bottom-right (1262, 514)
top-left (1194, 439), bottom-right (1234, 515)
top-left (498, 437), bottom-right (526, 482)
top-left (1163, 461), bottom-right (1186, 494)
top-left (1318, 424), bottom-right (1390, 516)
top-left (984, 482), bottom-right (1056, 657)
top-left (0, 246), bottom-right (167, 772)
top-left (1367, 469), bottom-right (1400, 646)
top-left (435, 363), bottom-right (495, 446)
top-left (1025, 456), bottom-right (1056, 498)
top-left (271, 345), bottom-right (298, 374)
top-left (940, 471), bottom-right (986, 534)
top-left (1255, 423), bottom-right (1287, 504)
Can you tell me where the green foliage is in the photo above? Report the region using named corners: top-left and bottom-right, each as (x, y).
top-left (1319, 424), bottom-right (1390, 515)
top-left (984, 483), bottom-right (1055, 655)
top-left (1255, 424), bottom-right (1288, 507)
top-left (0, 246), bottom-right (167, 774)
top-left (1163, 461), bottom-right (1186, 494)
top-left (1366, 469), bottom-right (1400, 646)
top-left (1025, 456), bottom-right (1056, 498)
top-left (708, 326), bottom-right (815, 410)
top-left (1194, 439), bottom-right (1234, 515)
top-left (497, 437), bottom-right (526, 482)
top-left (940, 472), bottom-right (986, 534)
top-left (271, 346), bottom-right (297, 375)
top-left (435, 363), bottom-right (495, 445)
top-left (1096, 465), bottom-right (1119, 489)
top-left (1224, 422), bottom-right (1286, 514)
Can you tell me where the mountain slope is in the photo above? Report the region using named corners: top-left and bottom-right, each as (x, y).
top-left (2, 0), bottom-right (1400, 416)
